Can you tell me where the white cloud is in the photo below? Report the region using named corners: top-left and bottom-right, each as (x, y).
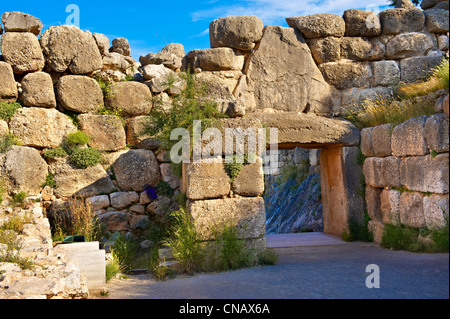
top-left (191, 0), bottom-right (392, 25)
top-left (190, 28), bottom-right (210, 38)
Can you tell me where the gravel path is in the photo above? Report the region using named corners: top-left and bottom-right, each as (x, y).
top-left (96, 241), bottom-right (449, 300)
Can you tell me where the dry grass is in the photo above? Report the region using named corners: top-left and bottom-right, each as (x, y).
top-left (344, 59), bottom-right (448, 129)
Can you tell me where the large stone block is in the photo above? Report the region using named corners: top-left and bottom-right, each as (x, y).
top-left (380, 188), bottom-right (401, 225)
top-left (385, 32), bottom-right (433, 59)
top-left (286, 14), bottom-right (345, 38)
top-left (56, 75), bottom-right (104, 114)
top-left (423, 194), bottom-right (449, 229)
top-left (400, 153), bottom-right (449, 194)
top-left (424, 8), bottom-right (449, 33)
top-left (97, 211), bottom-right (131, 231)
top-left (319, 61), bottom-right (372, 90)
top-left (246, 112), bottom-right (360, 148)
top-left (399, 191), bottom-right (426, 228)
top-left (379, 8), bottom-right (425, 35)
top-left (363, 156), bottom-right (401, 188)
top-left (306, 37), bottom-right (341, 64)
top-left (21, 72), bottom-right (56, 108)
top-left (196, 48), bottom-right (245, 71)
top-left (209, 15), bottom-right (264, 51)
top-left (343, 9), bottom-right (381, 37)
top-left (2, 145), bottom-right (48, 196)
top-left (86, 195), bottom-right (110, 211)
top-left (400, 54), bottom-right (445, 83)
top-left (424, 113), bottom-right (449, 153)
top-left (185, 161), bottom-right (231, 200)
top-left (110, 191), bottom-right (139, 209)
top-left (49, 157), bottom-right (116, 198)
top-left (111, 149), bottom-right (161, 191)
top-left (0, 61), bottom-right (18, 102)
top-left (231, 156), bottom-right (264, 197)
top-left (340, 37), bottom-right (385, 61)
top-left (246, 26), bottom-right (332, 114)
top-left (9, 107), bottom-right (77, 148)
top-left (1, 32), bottom-right (45, 74)
top-left (105, 81), bottom-right (152, 117)
top-left (372, 60), bottom-right (400, 87)
top-left (391, 116), bottom-right (428, 157)
top-left (371, 124), bottom-right (393, 157)
top-left (1, 12), bottom-right (43, 35)
top-left (360, 127), bottom-right (375, 157)
top-left (40, 25), bottom-right (103, 74)
top-left (78, 114), bottom-right (126, 151)
top-left (125, 116), bottom-right (152, 146)
top-left (188, 197), bottom-right (266, 241)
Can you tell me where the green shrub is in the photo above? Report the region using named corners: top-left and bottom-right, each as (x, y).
top-left (163, 208), bottom-right (204, 274)
top-left (0, 102), bottom-right (21, 121)
top-left (42, 173), bottom-right (57, 188)
top-left (44, 147), bottom-right (68, 159)
top-left (111, 234), bottom-right (141, 272)
top-left (157, 181), bottom-right (174, 197)
top-left (342, 212), bottom-right (373, 242)
top-left (213, 222), bottom-right (251, 271)
top-left (105, 250), bottom-right (125, 282)
top-left (145, 70), bottom-right (227, 151)
top-left (0, 229), bottom-right (33, 270)
top-left (69, 147), bottom-right (102, 169)
top-left (13, 191), bottom-right (27, 205)
top-left (66, 131), bottom-right (91, 147)
top-left (0, 134), bottom-right (21, 153)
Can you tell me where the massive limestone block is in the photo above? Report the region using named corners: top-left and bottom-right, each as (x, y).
top-left (306, 37), bottom-right (341, 64)
top-left (424, 8), bottom-right (449, 33)
top-left (245, 112), bottom-right (360, 148)
top-left (365, 185), bottom-right (383, 222)
top-left (399, 192), bottom-right (426, 228)
top-left (231, 156), bottom-right (264, 197)
top-left (184, 161), bottom-right (231, 200)
top-left (380, 188), bottom-right (401, 225)
top-left (105, 81), bottom-right (152, 117)
top-left (161, 43), bottom-right (185, 59)
top-left (2, 146), bottom-right (48, 196)
top-left (286, 14), bottom-right (345, 38)
top-left (363, 156), bottom-right (401, 188)
top-left (40, 25), bottom-right (103, 74)
top-left (209, 15), bottom-right (264, 51)
top-left (1, 12), bottom-right (43, 35)
top-left (92, 33), bottom-right (110, 56)
top-left (21, 72), bottom-right (56, 108)
top-left (424, 113), bottom-right (449, 153)
top-left (139, 51), bottom-right (182, 70)
top-left (372, 60), bottom-right (400, 87)
top-left (109, 38), bottom-right (131, 56)
top-left (112, 149), bottom-right (161, 191)
top-left (246, 26), bottom-right (332, 114)
top-left (385, 32), bottom-right (433, 59)
top-left (343, 9), bottom-right (381, 37)
top-left (421, 0), bottom-right (447, 9)
top-left (0, 61), bottom-right (18, 102)
top-left (391, 116), bottom-right (428, 157)
top-left (56, 75), bottom-right (104, 113)
top-left (78, 114), bottom-right (126, 151)
top-left (9, 107), bottom-right (77, 148)
top-left (400, 153), bottom-right (449, 194)
top-left (97, 211), bottom-right (131, 232)
top-left (423, 194), bottom-right (449, 229)
top-left (1, 32), bottom-right (45, 74)
top-left (379, 8), bottom-right (425, 35)
top-left (188, 197), bottom-right (266, 241)
top-left (196, 48), bottom-right (245, 71)
top-left (399, 54), bottom-right (445, 83)
top-left (49, 157), bottom-right (116, 198)
top-left (110, 191), bottom-right (139, 209)
top-left (340, 37), bottom-right (385, 61)
top-left (102, 52), bottom-right (132, 73)
top-left (319, 60), bottom-right (372, 90)
top-left (371, 124), bottom-right (394, 157)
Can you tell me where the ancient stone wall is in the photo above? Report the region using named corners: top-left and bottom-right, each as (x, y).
top-left (0, 0), bottom-right (448, 248)
top-left (361, 111), bottom-right (449, 243)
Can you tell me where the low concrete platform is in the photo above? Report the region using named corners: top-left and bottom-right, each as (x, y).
top-left (265, 232), bottom-right (349, 249)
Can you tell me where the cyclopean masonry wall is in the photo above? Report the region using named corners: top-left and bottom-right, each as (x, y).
top-left (0, 0), bottom-right (448, 255)
top-left (361, 112), bottom-right (449, 244)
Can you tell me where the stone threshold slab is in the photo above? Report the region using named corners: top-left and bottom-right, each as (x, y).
top-left (265, 232), bottom-right (349, 248)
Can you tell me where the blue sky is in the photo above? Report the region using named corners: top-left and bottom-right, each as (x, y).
top-left (3, 0), bottom-right (398, 61)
